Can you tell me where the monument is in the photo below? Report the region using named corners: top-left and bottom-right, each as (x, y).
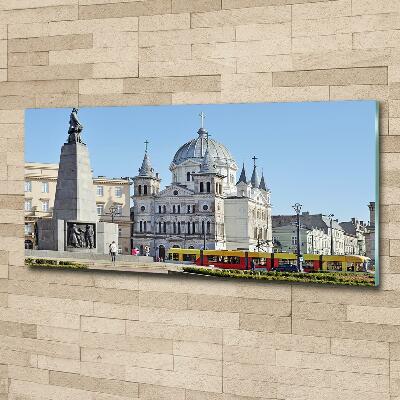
top-left (36, 108), bottom-right (118, 254)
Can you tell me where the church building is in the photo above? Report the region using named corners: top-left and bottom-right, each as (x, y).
top-left (131, 114), bottom-right (272, 258)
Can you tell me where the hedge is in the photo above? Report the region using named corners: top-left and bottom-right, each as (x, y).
top-left (25, 258), bottom-right (88, 270)
top-left (182, 267), bottom-right (375, 286)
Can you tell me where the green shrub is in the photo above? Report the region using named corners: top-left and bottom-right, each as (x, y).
top-left (25, 258), bottom-right (88, 270)
top-left (182, 267), bottom-right (375, 286)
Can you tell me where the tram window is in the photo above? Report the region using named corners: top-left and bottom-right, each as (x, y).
top-left (172, 253), bottom-right (179, 261)
top-left (183, 254), bottom-right (197, 262)
top-left (327, 261), bottom-right (342, 271)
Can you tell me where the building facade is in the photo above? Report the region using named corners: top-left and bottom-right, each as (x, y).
top-left (365, 201), bottom-right (376, 265)
top-left (131, 119), bottom-right (272, 257)
top-left (24, 163), bottom-right (132, 254)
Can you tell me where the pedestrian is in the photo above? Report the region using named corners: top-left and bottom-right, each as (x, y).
top-left (109, 241), bottom-right (117, 264)
top-left (250, 259), bottom-right (255, 273)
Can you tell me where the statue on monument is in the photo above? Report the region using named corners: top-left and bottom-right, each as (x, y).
top-left (85, 224), bottom-right (95, 249)
top-left (67, 223), bottom-right (81, 247)
top-left (68, 108), bottom-right (84, 144)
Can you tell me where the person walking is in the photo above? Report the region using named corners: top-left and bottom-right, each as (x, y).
top-left (109, 241), bottom-right (117, 264)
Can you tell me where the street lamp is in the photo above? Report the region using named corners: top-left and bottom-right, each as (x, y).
top-left (328, 213), bottom-right (334, 255)
top-left (107, 203), bottom-right (119, 223)
top-left (292, 203), bottom-right (302, 271)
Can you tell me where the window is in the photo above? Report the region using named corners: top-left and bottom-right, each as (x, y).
top-left (141, 206), bottom-right (146, 212)
top-left (158, 206), bottom-right (162, 213)
top-left (115, 187), bottom-right (122, 197)
top-left (173, 190), bottom-right (178, 195)
top-left (138, 185), bottom-right (142, 195)
top-left (24, 181), bottom-right (32, 192)
top-left (163, 205), bottom-right (166, 213)
top-left (97, 186), bottom-right (104, 196)
top-left (203, 205), bottom-right (208, 211)
top-left (97, 204), bottom-right (104, 215)
top-left (206, 182), bottom-right (211, 193)
top-left (118, 227), bottom-right (122, 237)
top-left (187, 205), bottom-right (191, 214)
top-left (291, 236), bottom-right (297, 245)
top-left (178, 222), bottom-right (181, 234)
top-left (143, 185), bottom-right (148, 195)
top-left (187, 222), bottom-right (191, 234)
top-left (173, 205), bottom-right (176, 213)
top-left (177, 205), bottom-right (180, 214)
top-left (144, 221), bottom-right (147, 232)
top-left (42, 182), bottom-right (49, 193)
top-left (207, 221), bottom-right (211, 234)
top-left (41, 200), bottom-right (49, 212)
top-left (173, 222), bottom-right (176, 234)
top-left (24, 200), bottom-right (32, 211)
top-left (187, 172), bottom-right (191, 181)
top-left (115, 204), bottom-right (122, 215)
top-left (200, 182), bottom-right (204, 192)
top-left (140, 221), bottom-right (143, 233)
top-left (192, 222), bottom-right (196, 234)
top-left (202, 221), bottom-right (205, 234)
top-left (158, 222), bottom-right (162, 233)
top-left (163, 222), bottom-right (167, 233)
top-left (192, 205), bottom-right (195, 213)
top-left (24, 223), bottom-right (32, 235)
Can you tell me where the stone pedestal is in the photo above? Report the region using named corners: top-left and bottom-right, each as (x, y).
top-left (37, 123), bottom-right (118, 254)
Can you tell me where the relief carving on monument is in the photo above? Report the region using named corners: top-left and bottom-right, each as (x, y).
top-left (67, 222), bottom-right (96, 249)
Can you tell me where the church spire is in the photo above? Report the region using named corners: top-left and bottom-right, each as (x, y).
top-left (138, 140), bottom-right (154, 177)
top-left (259, 169), bottom-right (267, 191)
top-left (250, 156), bottom-right (260, 188)
top-left (237, 163), bottom-right (247, 184)
top-left (199, 135), bottom-right (217, 174)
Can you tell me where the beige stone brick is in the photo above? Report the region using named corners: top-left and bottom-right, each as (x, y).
top-left (330, 84), bottom-right (388, 101)
top-left (0, 110), bottom-right (24, 123)
top-left (236, 54), bottom-right (292, 73)
top-left (224, 345), bottom-right (275, 365)
top-left (140, 58), bottom-right (235, 78)
top-left (191, 6), bottom-right (291, 28)
top-left (36, 326), bottom-right (80, 344)
top-left (223, 361), bottom-right (275, 382)
top-left (193, 38), bottom-right (291, 59)
top-left (125, 365), bottom-right (222, 392)
top-left (0, 349), bottom-right (30, 367)
top-left (8, 294), bottom-right (93, 315)
top-left (80, 361), bottom-right (126, 381)
top-left (239, 313), bottom-right (291, 333)
top-left (331, 338), bottom-right (389, 359)
top-left (173, 340), bottom-right (222, 360)
top-left (139, 26), bottom-right (235, 47)
top-left (8, 365), bottom-right (49, 385)
top-left (354, 30), bottom-right (400, 50)
top-left (81, 347), bottom-right (173, 370)
top-left (8, 34), bottom-right (92, 53)
top-left (81, 316), bottom-right (126, 335)
top-left (188, 294), bottom-right (290, 316)
top-left (49, 371), bottom-right (139, 398)
top-left (139, 291), bottom-right (187, 310)
top-left (0, 80), bottom-right (78, 96)
top-left (0, 0), bottom-right (77, 10)
top-left (79, 0), bottom-right (171, 20)
top-left (79, 92), bottom-right (171, 107)
top-left (92, 62), bottom-right (138, 78)
top-left (8, 64), bottom-right (93, 81)
top-left (93, 31), bottom-right (138, 48)
top-left (293, 33), bottom-right (352, 53)
top-left (292, 301), bottom-right (347, 321)
top-left (174, 356), bottom-right (222, 376)
top-left (293, 0), bottom-right (351, 20)
top-left (352, 0), bottom-right (400, 15)
top-left (9, 379), bottom-right (93, 400)
top-left (8, 51), bottom-right (49, 66)
top-left (139, 44), bottom-right (191, 63)
top-left (172, 91), bottom-right (222, 104)
top-left (235, 22), bottom-right (290, 42)
top-left (94, 274), bottom-right (139, 291)
top-left (276, 349), bottom-right (388, 375)
top-left (93, 302), bottom-right (138, 320)
top-left (172, 0), bottom-right (221, 13)
top-left (139, 383), bottom-right (185, 400)
top-left (0, 5), bottom-right (77, 24)
top-left (126, 320), bottom-right (222, 344)
top-left (80, 331), bottom-right (173, 354)
top-left (49, 47), bottom-right (137, 65)
top-left (139, 13), bottom-right (190, 32)
top-left (223, 377), bottom-right (276, 398)
top-left (37, 355), bottom-right (80, 374)
top-left (139, 307), bottom-right (239, 328)
top-left (79, 79), bottom-right (124, 95)
top-left (273, 67), bottom-right (387, 87)
top-left (347, 305), bottom-right (400, 326)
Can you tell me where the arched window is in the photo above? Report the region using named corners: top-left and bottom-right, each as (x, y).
top-left (187, 205), bottom-right (190, 214)
top-left (202, 221), bottom-right (205, 234)
top-left (206, 182), bottom-right (211, 193)
top-left (207, 221), bottom-right (211, 234)
top-left (173, 205), bottom-right (176, 213)
top-left (158, 222), bottom-right (162, 233)
top-left (192, 222), bottom-right (196, 234)
top-left (139, 221), bottom-right (143, 233)
top-left (177, 205), bottom-right (181, 214)
top-left (163, 205), bottom-right (166, 213)
top-left (187, 172), bottom-right (191, 181)
top-left (138, 185), bottom-right (142, 195)
top-left (144, 221), bottom-right (147, 232)
top-left (178, 222), bottom-right (181, 234)
top-left (163, 222), bottom-right (167, 233)
top-left (173, 222), bottom-right (176, 234)
top-left (192, 205), bottom-right (195, 213)
top-left (158, 205), bottom-right (161, 213)
top-left (187, 222), bottom-right (191, 234)
top-left (143, 185), bottom-right (148, 195)
top-left (200, 182), bottom-right (204, 192)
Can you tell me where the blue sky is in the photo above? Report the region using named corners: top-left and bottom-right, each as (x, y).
top-left (25, 101), bottom-right (377, 224)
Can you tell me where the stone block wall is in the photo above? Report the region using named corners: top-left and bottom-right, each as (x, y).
top-left (0, 0), bottom-right (398, 399)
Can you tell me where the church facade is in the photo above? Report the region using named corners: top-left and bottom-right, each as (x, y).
top-left (131, 118), bottom-right (272, 258)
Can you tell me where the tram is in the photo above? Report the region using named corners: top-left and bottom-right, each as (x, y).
top-left (167, 248), bottom-right (370, 273)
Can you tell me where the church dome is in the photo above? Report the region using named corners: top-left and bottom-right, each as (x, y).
top-left (172, 128), bottom-right (236, 166)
